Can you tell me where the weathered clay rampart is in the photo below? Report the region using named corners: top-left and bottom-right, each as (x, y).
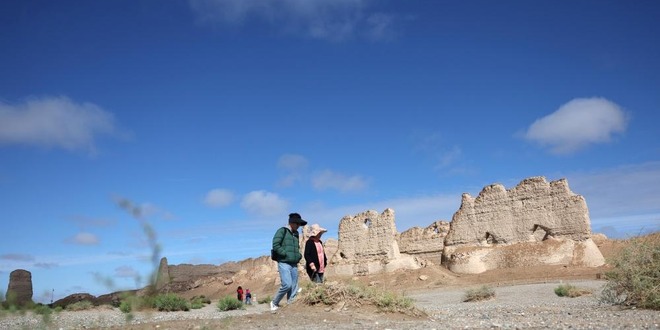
top-left (398, 221), bottom-right (449, 265)
top-left (442, 177), bottom-right (605, 274)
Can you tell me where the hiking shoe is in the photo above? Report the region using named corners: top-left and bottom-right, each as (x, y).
top-left (270, 301), bottom-right (279, 311)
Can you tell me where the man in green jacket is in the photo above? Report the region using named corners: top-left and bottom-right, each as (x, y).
top-left (270, 212), bottom-right (307, 311)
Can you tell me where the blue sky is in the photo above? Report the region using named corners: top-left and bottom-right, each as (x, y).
top-left (1, 0), bottom-right (659, 303)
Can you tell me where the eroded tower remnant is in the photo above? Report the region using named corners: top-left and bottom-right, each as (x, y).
top-left (331, 209), bottom-right (422, 276)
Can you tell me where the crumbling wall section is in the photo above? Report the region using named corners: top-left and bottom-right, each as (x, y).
top-left (330, 208), bottom-right (421, 276)
top-left (442, 177), bottom-right (605, 273)
top-left (398, 221), bottom-right (450, 265)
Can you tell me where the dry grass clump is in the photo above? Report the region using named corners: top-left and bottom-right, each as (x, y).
top-left (554, 284), bottom-right (592, 298)
top-left (463, 285), bottom-right (495, 302)
top-left (66, 300), bottom-right (95, 311)
top-left (601, 232), bottom-right (660, 310)
top-left (298, 281), bottom-right (423, 316)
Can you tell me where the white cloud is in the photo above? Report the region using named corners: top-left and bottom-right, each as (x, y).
top-left (204, 188), bottom-right (235, 208)
top-left (312, 170), bottom-right (368, 192)
top-left (66, 232), bottom-right (100, 245)
top-left (240, 190), bottom-right (289, 216)
top-left (524, 97), bottom-right (628, 154)
top-left (188, 0), bottom-right (398, 41)
top-left (0, 96), bottom-right (117, 153)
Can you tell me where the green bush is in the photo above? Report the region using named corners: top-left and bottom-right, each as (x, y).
top-left (66, 300), bottom-right (94, 311)
top-left (257, 295), bottom-right (271, 304)
top-left (463, 285), bottom-right (495, 302)
top-left (371, 290), bottom-right (413, 311)
top-left (33, 304), bottom-right (52, 315)
top-left (153, 293), bottom-right (190, 311)
top-left (217, 296), bottom-right (243, 311)
top-left (32, 304), bottom-right (53, 324)
top-left (600, 233), bottom-right (660, 310)
top-left (119, 301), bottom-right (131, 314)
top-left (190, 295), bottom-right (211, 309)
top-left (554, 284), bottom-right (592, 298)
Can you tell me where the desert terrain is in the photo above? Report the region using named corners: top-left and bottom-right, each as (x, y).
top-left (2, 236), bottom-right (659, 329)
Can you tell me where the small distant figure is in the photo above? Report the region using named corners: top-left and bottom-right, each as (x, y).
top-left (245, 289), bottom-right (252, 305)
top-left (237, 286), bottom-right (243, 302)
top-left (304, 223), bottom-right (328, 283)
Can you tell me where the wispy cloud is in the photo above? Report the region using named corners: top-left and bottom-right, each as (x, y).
top-left (311, 169), bottom-right (368, 192)
top-left (114, 196), bottom-right (175, 221)
top-left (523, 97), bottom-right (629, 154)
top-left (34, 262), bottom-right (59, 269)
top-left (567, 161), bottom-right (660, 218)
top-left (203, 188), bottom-right (235, 208)
top-left (302, 192), bottom-right (460, 237)
top-left (277, 154), bottom-right (309, 187)
top-left (65, 232), bottom-right (100, 245)
top-left (69, 215), bottom-right (116, 229)
top-left (564, 161), bottom-right (660, 238)
top-left (188, 0), bottom-right (400, 41)
top-left (114, 265), bottom-right (139, 278)
top-left (412, 132), bottom-right (468, 174)
top-left (240, 190), bottom-right (289, 216)
top-left (0, 96), bottom-right (118, 153)
top-left (1, 253), bottom-right (35, 262)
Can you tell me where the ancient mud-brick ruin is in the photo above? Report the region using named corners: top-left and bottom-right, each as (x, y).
top-left (442, 176), bottom-right (605, 273)
top-left (398, 221), bottom-right (450, 265)
top-left (143, 176), bottom-right (606, 293)
top-left (5, 269), bottom-right (33, 307)
top-left (330, 209), bottom-right (423, 276)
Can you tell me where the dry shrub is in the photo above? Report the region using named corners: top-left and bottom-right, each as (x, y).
top-left (66, 300), bottom-right (94, 311)
top-left (600, 233), bottom-right (660, 310)
top-left (299, 282), bottom-right (422, 316)
top-left (554, 284), bottom-right (592, 298)
top-left (463, 285), bottom-right (495, 302)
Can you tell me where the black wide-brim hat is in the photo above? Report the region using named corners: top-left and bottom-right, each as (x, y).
top-left (288, 213), bottom-right (308, 226)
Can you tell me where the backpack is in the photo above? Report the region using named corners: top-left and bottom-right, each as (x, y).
top-left (270, 227), bottom-right (289, 261)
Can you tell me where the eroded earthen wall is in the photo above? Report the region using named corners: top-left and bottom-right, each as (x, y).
top-left (445, 177), bottom-right (591, 246)
top-left (398, 221), bottom-right (450, 264)
top-left (442, 177), bottom-right (605, 274)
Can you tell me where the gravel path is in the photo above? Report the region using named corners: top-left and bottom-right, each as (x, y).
top-left (1, 280), bottom-right (659, 329)
top-left (408, 280), bottom-right (660, 329)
